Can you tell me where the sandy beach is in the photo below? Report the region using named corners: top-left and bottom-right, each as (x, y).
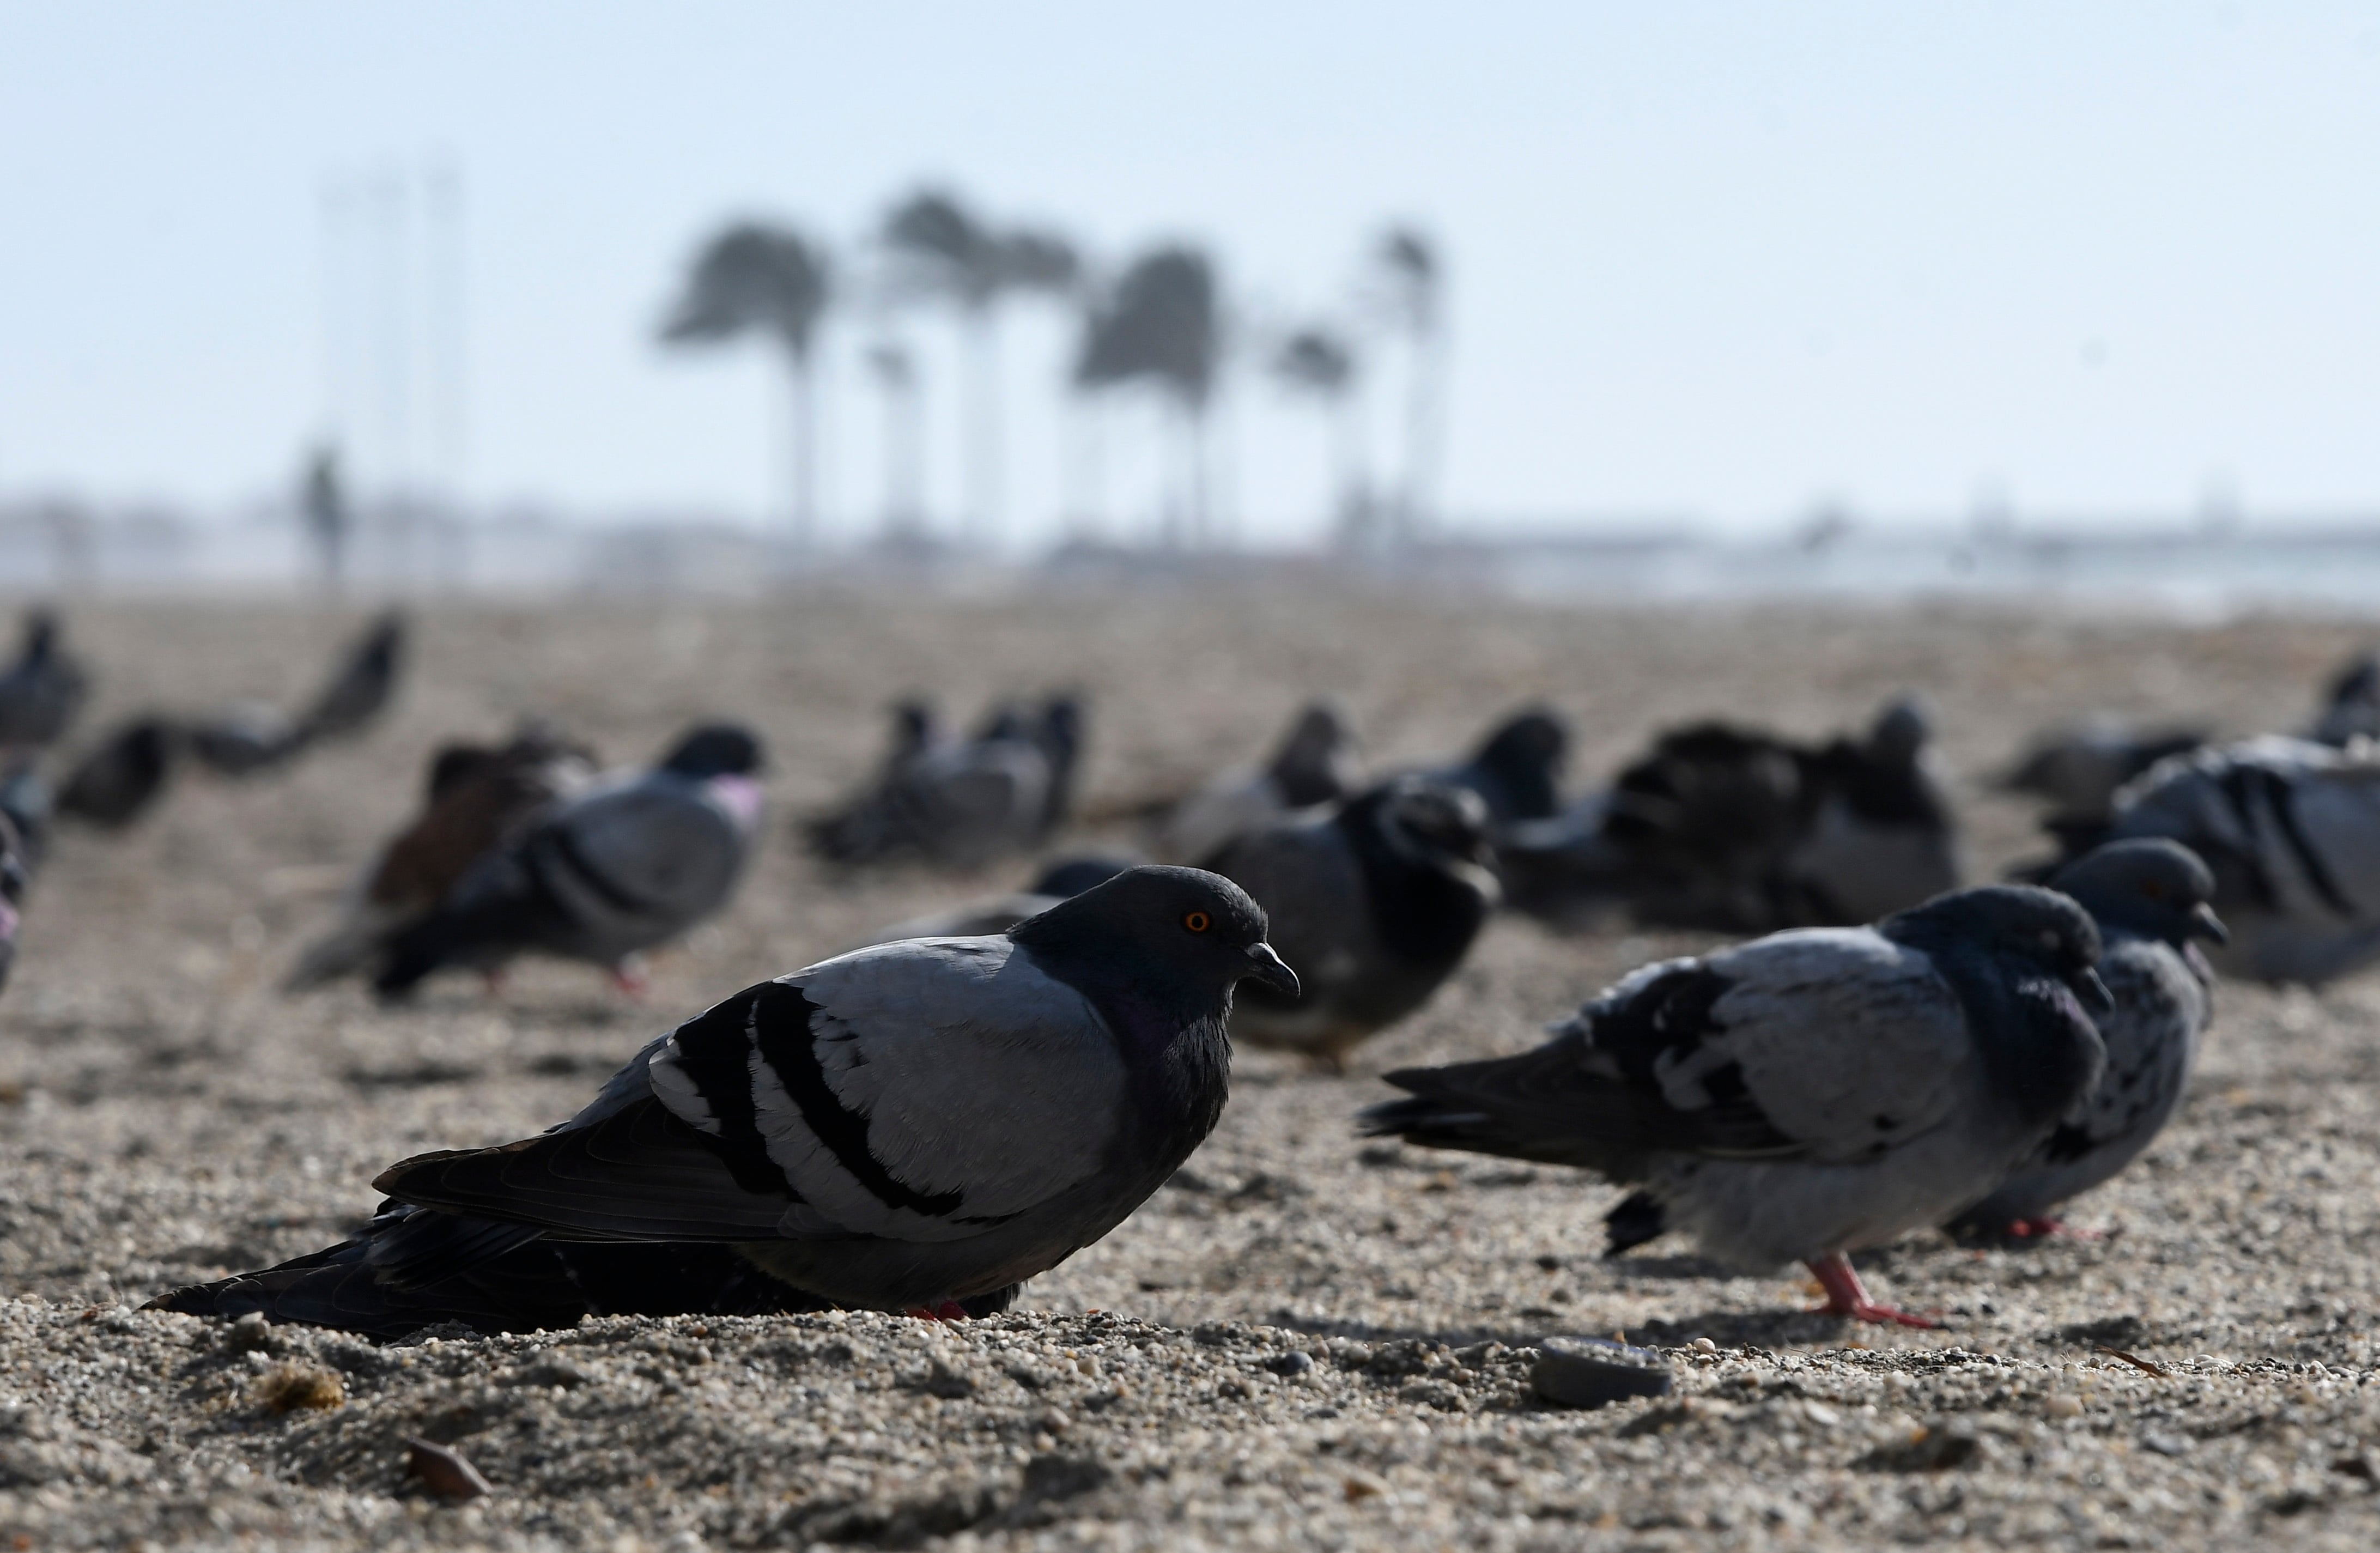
top-left (7, 586), bottom-right (2380, 1550)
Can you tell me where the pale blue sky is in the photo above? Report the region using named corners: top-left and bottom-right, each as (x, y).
top-left (2, 3), bottom-right (2376, 544)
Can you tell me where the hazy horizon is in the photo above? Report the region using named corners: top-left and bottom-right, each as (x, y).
top-left (3, 3), bottom-right (2376, 547)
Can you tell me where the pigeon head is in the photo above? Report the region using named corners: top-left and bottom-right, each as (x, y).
top-left (888, 699), bottom-right (940, 757)
top-left (1867, 696), bottom-right (1933, 766)
top-left (1269, 699), bottom-right (1361, 808)
top-left (1884, 883), bottom-right (2110, 1013)
top-left (2052, 839), bottom-right (2227, 955)
top-left (2327, 651), bottom-right (2380, 711)
top-left (1010, 864), bottom-right (1297, 1003)
top-left (660, 724), bottom-right (766, 779)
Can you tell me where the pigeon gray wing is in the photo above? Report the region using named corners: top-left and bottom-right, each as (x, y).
top-left (377, 939), bottom-right (1131, 1247)
top-left (1370, 929), bottom-right (1969, 1170)
top-left (525, 772), bottom-right (752, 950)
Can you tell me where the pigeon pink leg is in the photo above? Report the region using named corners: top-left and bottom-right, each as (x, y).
top-left (1805, 1252), bottom-right (1943, 1328)
top-left (2003, 1217), bottom-right (2103, 1241)
top-left (610, 962), bottom-right (650, 999)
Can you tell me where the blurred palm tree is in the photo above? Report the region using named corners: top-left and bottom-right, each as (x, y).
top-left (881, 190), bottom-right (1080, 547)
top-left (1372, 225), bottom-right (1445, 546)
top-left (660, 222), bottom-right (832, 544)
top-left (1074, 246), bottom-right (1222, 545)
top-left (1268, 326), bottom-right (1370, 546)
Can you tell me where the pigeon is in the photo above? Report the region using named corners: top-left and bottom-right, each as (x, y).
top-left (1423, 707), bottom-right (1570, 825)
top-left (286, 721), bottom-right (598, 990)
top-left (1783, 697), bottom-right (1964, 925)
top-left (856, 856), bottom-right (1137, 947)
top-left (0, 761), bottom-right (50, 873)
top-left (1514, 697), bottom-right (1960, 933)
top-left (808, 695), bottom-right (1079, 870)
top-left (1361, 883), bottom-right (2110, 1325)
top-left (147, 866), bottom-right (1297, 1336)
top-left (185, 700), bottom-right (298, 777)
top-left (2305, 648), bottom-right (2380, 748)
top-left (1948, 839), bottom-right (2225, 1240)
top-left (370, 723), bottom-right (765, 999)
top-left (2002, 717), bottom-right (2209, 832)
top-left (55, 718), bottom-right (182, 828)
top-left (1204, 776), bottom-right (1499, 1069)
top-left (0, 609), bottom-right (88, 752)
top-left (294, 611), bottom-right (406, 746)
top-left (2096, 735), bottom-right (2380, 985)
top-left (1158, 699), bottom-right (1363, 865)
top-left (0, 808), bottom-right (31, 993)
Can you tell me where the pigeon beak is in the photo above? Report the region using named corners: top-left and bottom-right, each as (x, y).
top-left (1242, 942), bottom-right (1300, 997)
top-left (2189, 902), bottom-right (2230, 946)
top-left (2073, 967), bottom-right (2115, 1015)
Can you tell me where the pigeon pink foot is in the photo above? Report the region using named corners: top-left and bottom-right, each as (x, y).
top-left (1806, 1252), bottom-right (1944, 1328)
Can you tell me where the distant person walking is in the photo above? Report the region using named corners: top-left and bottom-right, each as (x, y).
top-left (302, 446), bottom-right (350, 590)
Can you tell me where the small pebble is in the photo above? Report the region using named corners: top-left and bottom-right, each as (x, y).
top-left (1532, 1336), bottom-right (1673, 1409)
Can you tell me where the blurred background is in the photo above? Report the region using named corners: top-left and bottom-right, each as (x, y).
top-left (2, 3), bottom-right (2376, 605)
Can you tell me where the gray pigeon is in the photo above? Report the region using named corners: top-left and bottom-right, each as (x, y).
top-left (1422, 707), bottom-right (1570, 825)
top-left (1362, 884), bottom-right (2110, 1325)
top-left (1158, 699), bottom-right (1363, 864)
top-left (372, 724), bottom-right (765, 999)
top-left (1205, 776), bottom-right (1499, 1069)
top-left (0, 610), bottom-right (88, 752)
top-left (2002, 716), bottom-right (2209, 829)
top-left (808, 695), bottom-right (1081, 870)
top-left (147, 866), bottom-right (1296, 1336)
top-left (1949, 840), bottom-right (2225, 1240)
top-left (2100, 735), bottom-right (2380, 984)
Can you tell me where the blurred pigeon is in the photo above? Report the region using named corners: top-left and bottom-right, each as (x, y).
top-left (0, 760), bottom-right (52, 871)
top-left (0, 609), bottom-right (88, 751)
top-left (1206, 776), bottom-right (1499, 1069)
top-left (1783, 697), bottom-right (1963, 925)
top-left (1518, 697), bottom-right (1960, 933)
top-left (1423, 707), bottom-right (1569, 824)
top-left (809, 694), bottom-right (1080, 870)
top-left (185, 699), bottom-right (299, 777)
top-left (2097, 735), bottom-right (2380, 984)
top-left (55, 717), bottom-right (182, 828)
top-left (1362, 884), bottom-right (2110, 1325)
top-left (2306, 648), bottom-right (2380, 747)
top-left (1159, 699), bottom-right (1362, 864)
top-left (371, 723), bottom-right (765, 999)
top-left (856, 855), bottom-right (1137, 946)
top-left (2002, 717), bottom-right (2209, 830)
top-left (1949, 840), bottom-right (2224, 1240)
top-left (286, 721), bottom-right (598, 990)
top-left (294, 611), bottom-right (405, 746)
top-left (0, 809), bottom-right (31, 994)
top-left (148, 866), bottom-right (1296, 1336)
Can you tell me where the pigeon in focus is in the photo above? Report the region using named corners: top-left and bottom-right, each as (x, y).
top-left (2096, 735), bottom-right (2380, 984)
top-left (855, 856), bottom-right (1137, 947)
top-left (1158, 699), bottom-right (1363, 865)
top-left (1948, 839), bottom-right (2225, 1240)
top-left (1361, 884), bottom-right (2110, 1325)
top-left (371, 723), bottom-right (764, 999)
top-left (1205, 776), bottom-right (1499, 1069)
top-left (148, 866), bottom-right (1296, 1336)
top-left (55, 718), bottom-right (182, 828)
top-left (2001, 717), bottom-right (2209, 833)
top-left (286, 721), bottom-right (598, 990)
top-left (1423, 707), bottom-right (1570, 825)
top-left (0, 609), bottom-right (88, 753)
top-left (809, 695), bottom-right (1080, 870)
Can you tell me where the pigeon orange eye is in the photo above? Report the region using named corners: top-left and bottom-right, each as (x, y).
top-left (1183, 911), bottom-right (1211, 933)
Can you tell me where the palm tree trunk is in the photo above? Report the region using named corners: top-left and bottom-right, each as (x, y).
top-left (1399, 323), bottom-right (1444, 545)
top-left (965, 306), bottom-right (999, 549)
top-left (1184, 397), bottom-right (1210, 548)
top-left (788, 349), bottom-right (817, 547)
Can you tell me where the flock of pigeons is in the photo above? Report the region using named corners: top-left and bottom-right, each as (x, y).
top-left (5, 604), bottom-right (2374, 1338)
